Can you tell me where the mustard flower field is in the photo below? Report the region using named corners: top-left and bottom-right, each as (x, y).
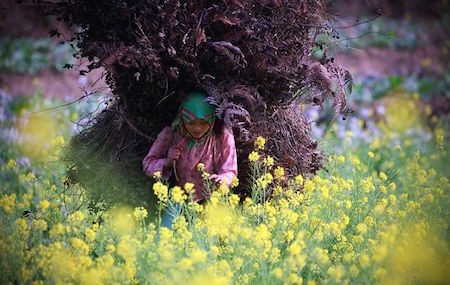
top-left (0, 88), bottom-right (449, 284)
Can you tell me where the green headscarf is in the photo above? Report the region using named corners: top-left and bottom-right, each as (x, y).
top-left (172, 92), bottom-right (215, 148)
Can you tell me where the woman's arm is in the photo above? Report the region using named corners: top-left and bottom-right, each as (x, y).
top-left (142, 127), bottom-right (173, 180)
top-left (212, 127), bottom-right (238, 186)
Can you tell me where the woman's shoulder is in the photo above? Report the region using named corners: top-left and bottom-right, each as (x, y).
top-left (161, 126), bottom-right (173, 133)
top-left (156, 126), bottom-right (174, 138)
top-left (214, 125), bottom-right (234, 141)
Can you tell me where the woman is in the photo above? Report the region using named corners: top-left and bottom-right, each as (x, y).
top-left (143, 91), bottom-right (237, 204)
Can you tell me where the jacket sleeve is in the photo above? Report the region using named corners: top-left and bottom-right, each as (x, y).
top-left (142, 126), bottom-right (173, 180)
top-left (216, 127), bottom-right (238, 186)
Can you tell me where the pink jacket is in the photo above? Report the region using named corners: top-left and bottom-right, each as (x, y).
top-left (143, 126), bottom-right (237, 202)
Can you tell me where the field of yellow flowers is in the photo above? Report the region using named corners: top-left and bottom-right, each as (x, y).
top-left (0, 88), bottom-right (448, 284)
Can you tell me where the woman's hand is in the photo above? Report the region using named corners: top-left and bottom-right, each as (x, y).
top-left (164, 139), bottom-right (185, 168)
top-left (210, 174), bottom-right (223, 184)
top-left (167, 146), bottom-right (182, 161)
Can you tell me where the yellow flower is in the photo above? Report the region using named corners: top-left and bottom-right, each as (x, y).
top-left (313, 247), bottom-right (329, 264)
top-left (25, 172), bottom-right (36, 181)
top-left (263, 155), bottom-right (274, 167)
top-left (0, 194), bottom-right (16, 212)
top-left (272, 268), bottom-right (283, 279)
top-left (248, 151), bottom-right (260, 163)
top-left (349, 265), bottom-right (359, 276)
top-left (361, 177), bottom-right (375, 193)
top-left (289, 274), bottom-right (303, 284)
top-left (295, 174), bottom-right (304, 186)
top-left (190, 202), bottom-right (204, 214)
top-left (184, 182), bottom-right (195, 194)
top-left (106, 244), bottom-right (115, 253)
top-left (179, 258), bottom-right (193, 270)
top-left (373, 245), bottom-right (388, 263)
top-left (359, 253), bottom-right (370, 267)
top-left (69, 211), bottom-right (85, 223)
top-left (273, 185), bottom-right (283, 196)
top-left (341, 215), bottom-right (350, 227)
top-left (34, 219), bottom-right (48, 231)
top-left (379, 171), bottom-right (388, 181)
top-left (303, 180), bottom-right (315, 193)
top-left (50, 223), bottom-right (65, 238)
top-left (356, 223), bottom-right (368, 234)
top-left (191, 249), bottom-right (207, 263)
top-left (197, 163), bottom-right (206, 172)
top-left (79, 268), bottom-right (104, 285)
top-left (50, 135), bottom-right (65, 148)
top-left (388, 194), bottom-right (397, 204)
top-left (265, 173), bottom-right (273, 184)
top-left (351, 155), bottom-right (361, 167)
top-left (133, 206), bottom-right (148, 220)
top-left (233, 257), bottom-right (244, 269)
top-left (327, 265), bottom-right (345, 282)
top-left (254, 136), bottom-right (266, 150)
top-left (6, 159), bottom-right (17, 169)
top-left (117, 238), bottom-right (136, 261)
top-left (171, 186), bottom-right (187, 203)
top-left (70, 237), bottom-right (89, 255)
top-left (364, 216), bottom-right (375, 227)
top-left (79, 255), bottom-right (93, 268)
top-left (368, 151), bottom-right (375, 158)
top-left (38, 200), bottom-right (51, 211)
top-left (230, 177), bottom-right (239, 188)
top-left (84, 228), bottom-right (96, 242)
top-left (283, 230), bottom-right (294, 243)
top-left (374, 267), bottom-right (387, 280)
top-left (256, 173), bottom-right (274, 190)
top-left (15, 218), bottom-right (29, 236)
top-left (374, 199), bottom-right (387, 215)
top-left (210, 245), bottom-right (220, 257)
top-left (351, 235), bottom-right (364, 244)
top-left (345, 199), bottom-right (352, 209)
top-left (336, 155), bottom-right (345, 164)
top-left (217, 184), bottom-right (230, 196)
top-left (435, 128), bottom-right (444, 149)
top-left (343, 252), bottom-right (355, 263)
top-left (230, 194), bottom-right (240, 206)
top-left (153, 181), bottom-right (168, 203)
top-left (152, 171), bottom-right (162, 179)
top-left (327, 222), bottom-right (340, 235)
top-left (274, 166), bottom-right (285, 181)
top-left (389, 182), bottom-right (396, 191)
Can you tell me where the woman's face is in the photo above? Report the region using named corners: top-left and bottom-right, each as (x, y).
top-left (183, 119), bottom-right (211, 139)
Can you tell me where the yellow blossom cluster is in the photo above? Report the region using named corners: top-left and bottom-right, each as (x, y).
top-left (1, 105), bottom-right (449, 285)
top-left (153, 181), bottom-right (169, 204)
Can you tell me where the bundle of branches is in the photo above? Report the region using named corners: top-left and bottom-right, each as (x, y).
top-left (37, 0), bottom-right (351, 208)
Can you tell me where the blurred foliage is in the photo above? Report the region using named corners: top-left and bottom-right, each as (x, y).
top-left (316, 16), bottom-right (447, 52)
top-left (350, 73), bottom-right (450, 103)
top-left (0, 37), bottom-right (74, 74)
